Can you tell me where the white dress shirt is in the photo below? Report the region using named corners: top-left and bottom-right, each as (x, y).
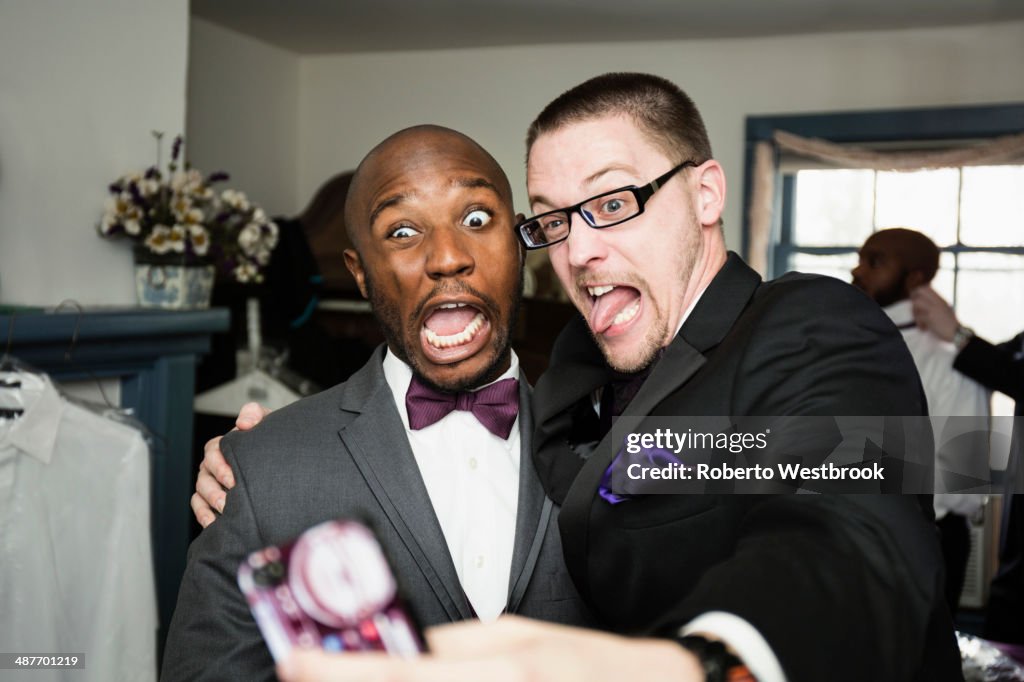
top-left (0, 371), bottom-right (156, 682)
top-left (381, 350), bottom-right (520, 621)
top-left (884, 299), bottom-right (991, 518)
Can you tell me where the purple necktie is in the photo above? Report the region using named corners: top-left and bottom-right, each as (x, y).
top-left (405, 376), bottom-right (520, 440)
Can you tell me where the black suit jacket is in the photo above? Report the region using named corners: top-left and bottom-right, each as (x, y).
top-left (955, 331), bottom-right (1024, 641)
top-left (162, 348), bottom-right (591, 681)
top-left (532, 254), bottom-right (962, 682)
top-left (955, 332), bottom-right (1024, 415)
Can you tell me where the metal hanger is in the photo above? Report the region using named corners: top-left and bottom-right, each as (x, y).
top-left (48, 300), bottom-right (157, 448)
top-left (0, 311), bottom-right (26, 417)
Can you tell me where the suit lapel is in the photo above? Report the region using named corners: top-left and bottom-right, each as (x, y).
top-left (505, 374), bottom-right (550, 611)
top-left (338, 350), bottom-right (474, 621)
top-left (558, 253), bottom-right (763, 597)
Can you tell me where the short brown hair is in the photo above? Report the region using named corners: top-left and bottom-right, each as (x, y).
top-left (526, 72), bottom-right (713, 165)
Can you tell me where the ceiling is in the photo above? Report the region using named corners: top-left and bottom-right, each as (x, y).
top-left (191, 0), bottom-right (1024, 54)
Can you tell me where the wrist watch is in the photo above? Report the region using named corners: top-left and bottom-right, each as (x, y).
top-left (676, 635), bottom-right (757, 682)
top-left (952, 325), bottom-right (975, 352)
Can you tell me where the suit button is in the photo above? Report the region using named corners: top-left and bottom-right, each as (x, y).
top-left (469, 457), bottom-right (478, 470)
top-left (475, 555), bottom-right (485, 568)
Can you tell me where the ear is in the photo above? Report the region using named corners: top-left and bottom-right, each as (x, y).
top-left (513, 213), bottom-right (527, 265)
top-left (694, 160), bottom-right (727, 228)
top-left (343, 248), bottom-right (369, 299)
top-left (905, 270), bottom-right (927, 290)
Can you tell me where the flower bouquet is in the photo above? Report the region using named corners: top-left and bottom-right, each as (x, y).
top-left (98, 133), bottom-right (279, 307)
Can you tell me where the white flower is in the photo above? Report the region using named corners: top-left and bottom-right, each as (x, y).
top-left (170, 171), bottom-right (189, 192)
top-left (263, 221), bottom-right (280, 250)
top-left (171, 193), bottom-right (191, 220)
top-left (171, 169), bottom-right (203, 193)
top-left (124, 219), bottom-right (142, 236)
top-left (139, 178), bottom-right (160, 197)
top-left (222, 189), bottom-right (250, 211)
top-left (189, 225), bottom-right (210, 256)
top-left (99, 211), bottom-right (119, 235)
top-left (110, 192), bottom-right (134, 215)
top-left (237, 222), bottom-right (261, 255)
top-left (253, 207), bottom-right (267, 223)
top-left (168, 225), bottom-right (187, 253)
top-left (144, 225), bottom-right (172, 254)
top-left (183, 208), bottom-right (204, 226)
top-left (233, 261), bottom-right (258, 283)
top-left (255, 248), bottom-right (271, 266)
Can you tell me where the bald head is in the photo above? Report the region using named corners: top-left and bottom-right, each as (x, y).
top-left (868, 228), bottom-right (940, 282)
top-left (343, 125), bottom-right (513, 250)
top-left (337, 124), bottom-right (523, 393)
top-left (852, 227), bottom-right (940, 307)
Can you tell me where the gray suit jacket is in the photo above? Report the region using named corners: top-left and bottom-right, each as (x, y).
top-left (161, 347), bottom-right (591, 681)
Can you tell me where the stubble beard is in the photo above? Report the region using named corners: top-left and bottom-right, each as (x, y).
top-left (585, 215), bottom-right (701, 375)
top-left (364, 270), bottom-right (523, 393)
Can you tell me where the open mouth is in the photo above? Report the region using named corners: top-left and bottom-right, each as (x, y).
top-left (585, 284), bottom-right (642, 336)
top-left (419, 300), bottom-right (492, 364)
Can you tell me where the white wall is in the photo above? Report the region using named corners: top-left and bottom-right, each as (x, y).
top-left (296, 20), bottom-right (1024, 249)
top-left (187, 18), bottom-right (300, 219)
top-left (0, 0), bottom-right (189, 306)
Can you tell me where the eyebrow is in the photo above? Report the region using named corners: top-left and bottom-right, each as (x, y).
top-left (368, 192), bottom-right (413, 228)
top-left (529, 163), bottom-right (641, 210)
top-left (451, 176), bottom-right (503, 198)
top-left (368, 175), bottom-right (504, 228)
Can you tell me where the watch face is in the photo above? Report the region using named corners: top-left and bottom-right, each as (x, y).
top-left (238, 520), bottom-right (424, 662)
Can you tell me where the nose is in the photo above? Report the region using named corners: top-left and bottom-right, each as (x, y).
top-left (564, 211), bottom-right (607, 269)
top-left (850, 262), bottom-right (862, 282)
top-left (426, 225), bottom-right (474, 280)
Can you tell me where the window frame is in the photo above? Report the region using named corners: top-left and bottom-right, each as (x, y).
top-left (742, 103), bottom-right (1024, 280)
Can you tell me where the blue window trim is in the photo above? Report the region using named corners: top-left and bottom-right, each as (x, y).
top-left (742, 102), bottom-right (1024, 276)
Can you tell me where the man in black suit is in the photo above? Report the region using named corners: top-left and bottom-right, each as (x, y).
top-left (161, 125), bottom-right (592, 681)
top-left (912, 284), bottom-right (1024, 643)
top-left (216, 76), bottom-right (963, 681)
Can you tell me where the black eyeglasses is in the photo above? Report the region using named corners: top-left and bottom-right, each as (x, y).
top-left (516, 160), bottom-right (698, 250)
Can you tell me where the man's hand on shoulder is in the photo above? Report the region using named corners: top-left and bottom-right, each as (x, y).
top-left (191, 402), bottom-right (272, 527)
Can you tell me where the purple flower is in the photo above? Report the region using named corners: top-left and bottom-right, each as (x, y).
top-left (207, 171), bottom-right (230, 184)
top-left (171, 135), bottom-right (183, 163)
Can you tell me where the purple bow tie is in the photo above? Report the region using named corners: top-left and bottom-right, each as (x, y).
top-left (406, 376), bottom-right (520, 439)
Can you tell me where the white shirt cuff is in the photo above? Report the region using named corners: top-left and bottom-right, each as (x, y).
top-left (681, 611), bottom-right (788, 682)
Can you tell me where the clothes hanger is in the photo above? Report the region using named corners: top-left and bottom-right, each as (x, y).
top-left (48, 300), bottom-right (157, 450)
top-left (0, 311), bottom-right (26, 417)
top-left (194, 297), bottom-right (305, 416)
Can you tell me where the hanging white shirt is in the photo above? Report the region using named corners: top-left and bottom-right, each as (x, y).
top-left (382, 350), bottom-right (520, 622)
top-left (0, 372), bottom-right (157, 682)
top-left (883, 299), bottom-right (992, 518)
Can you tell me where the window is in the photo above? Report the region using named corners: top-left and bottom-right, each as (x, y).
top-left (745, 105), bottom-right (1024, 417)
top-left (782, 164), bottom-right (1024, 336)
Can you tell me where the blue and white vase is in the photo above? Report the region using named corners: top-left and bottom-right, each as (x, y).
top-left (133, 247), bottom-right (215, 309)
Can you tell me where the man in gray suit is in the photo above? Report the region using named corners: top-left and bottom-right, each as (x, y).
top-left (161, 125), bottom-right (591, 681)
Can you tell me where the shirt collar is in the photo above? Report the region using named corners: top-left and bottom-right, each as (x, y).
top-left (672, 284), bottom-right (709, 340)
top-left (381, 347), bottom-right (520, 429)
top-left (0, 372), bottom-right (63, 464)
top-left (882, 299), bottom-right (915, 328)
